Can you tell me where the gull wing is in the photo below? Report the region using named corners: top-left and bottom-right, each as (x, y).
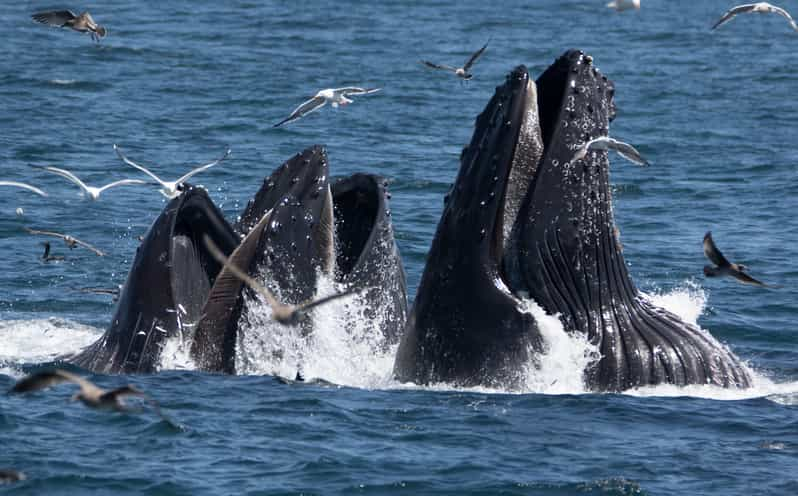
top-left (421, 60), bottom-right (458, 72)
top-left (463, 39), bottom-right (490, 71)
top-left (0, 181), bottom-right (48, 197)
top-left (41, 166), bottom-right (91, 194)
top-left (334, 87), bottom-right (381, 96)
top-left (202, 229), bottom-right (287, 316)
top-left (175, 148), bottom-right (231, 184)
top-left (10, 368), bottom-right (92, 393)
top-left (24, 227), bottom-right (68, 241)
top-left (607, 138), bottom-right (650, 166)
top-left (96, 179), bottom-right (147, 194)
top-left (274, 96), bottom-right (326, 127)
top-left (71, 237), bottom-right (106, 257)
top-left (769, 5), bottom-right (798, 31)
top-left (32, 10), bottom-right (77, 27)
top-left (113, 145), bottom-right (168, 187)
top-left (296, 287), bottom-right (359, 315)
top-left (712, 4), bottom-right (757, 29)
top-left (703, 232), bottom-right (732, 268)
top-left (731, 269), bottom-right (769, 287)
top-left (99, 385), bottom-right (144, 402)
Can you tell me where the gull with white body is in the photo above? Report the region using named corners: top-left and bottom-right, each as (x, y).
top-left (712, 3), bottom-right (798, 31)
top-left (36, 166), bottom-right (145, 201)
top-left (114, 145), bottom-right (231, 198)
top-left (572, 136), bottom-right (650, 166)
top-left (273, 87), bottom-right (381, 127)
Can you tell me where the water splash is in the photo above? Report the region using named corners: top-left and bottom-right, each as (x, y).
top-left (0, 318), bottom-right (101, 377)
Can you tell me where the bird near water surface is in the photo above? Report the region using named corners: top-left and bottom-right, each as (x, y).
top-left (31, 10), bottom-right (107, 41)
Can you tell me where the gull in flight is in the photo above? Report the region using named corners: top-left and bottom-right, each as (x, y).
top-left (40, 241), bottom-right (65, 262)
top-left (9, 368), bottom-right (169, 420)
top-left (572, 136), bottom-right (650, 166)
top-left (712, 3), bottom-right (798, 31)
top-left (421, 40), bottom-right (490, 80)
top-left (703, 232), bottom-right (774, 287)
top-left (24, 227), bottom-right (105, 256)
top-left (0, 181), bottom-right (48, 197)
top-left (114, 145), bottom-right (231, 199)
top-left (273, 87), bottom-right (381, 127)
top-left (31, 10), bottom-right (107, 41)
top-left (202, 221), bottom-right (357, 325)
top-left (35, 166), bottom-right (146, 201)
top-left (606, 0), bottom-right (641, 11)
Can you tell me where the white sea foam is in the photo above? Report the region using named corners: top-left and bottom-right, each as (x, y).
top-left (0, 318), bottom-right (101, 378)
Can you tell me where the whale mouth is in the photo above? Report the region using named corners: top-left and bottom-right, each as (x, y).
top-left (476, 52), bottom-right (616, 299)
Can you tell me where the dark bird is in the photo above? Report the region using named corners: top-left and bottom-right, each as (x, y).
top-left (202, 220), bottom-right (357, 326)
top-left (712, 3), bottom-right (798, 31)
top-left (40, 241), bottom-right (64, 262)
top-left (703, 232), bottom-right (772, 287)
top-left (74, 286), bottom-right (121, 301)
top-left (10, 369), bottom-right (147, 412)
top-left (31, 10), bottom-right (107, 41)
top-left (0, 469), bottom-right (26, 484)
top-left (24, 227), bottom-right (105, 256)
top-left (421, 40), bottom-right (490, 80)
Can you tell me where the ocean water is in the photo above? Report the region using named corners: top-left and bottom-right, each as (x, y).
top-left (2, 0), bottom-right (798, 494)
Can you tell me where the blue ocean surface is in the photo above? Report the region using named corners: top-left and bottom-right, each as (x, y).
top-left (1, 0), bottom-right (798, 494)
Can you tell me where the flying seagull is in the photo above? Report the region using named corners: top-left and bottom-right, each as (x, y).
top-left (607, 0), bottom-right (641, 11)
top-left (572, 136), bottom-right (650, 166)
top-left (0, 181), bottom-right (48, 197)
top-left (10, 368), bottom-right (147, 411)
top-left (24, 227), bottom-right (105, 256)
top-left (421, 40), bottom-right (490, 80)
top-left (114, 144), bottom-right (231, 199)
top-left (202, 227), bottom-right (357, 325)
top-left (703, 232), bottom-right (773, 287)
top-left (35, 165), bottom-right (146, 201)
top-left (712, 3), bottom-right (798, 31)
top-left (273, 87), bottom-right (381, 127)
top-left (40, 241), bottom-right (65, 262)
top-left (31, 10), bottom-right (107, 41)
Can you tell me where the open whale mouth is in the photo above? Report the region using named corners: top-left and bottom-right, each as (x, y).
top-left (455, 50), bottom-right (616, 300)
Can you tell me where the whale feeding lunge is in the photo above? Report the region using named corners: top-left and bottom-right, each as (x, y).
top-left (394, 50), bottom-right (752, 391)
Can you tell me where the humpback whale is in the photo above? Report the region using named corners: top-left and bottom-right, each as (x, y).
top-left (394, 50), bottom-right (752, 391)
top-left (191, 146), bottom-right (408, 372)
top-left (71, 186), bottom-right (239, 373)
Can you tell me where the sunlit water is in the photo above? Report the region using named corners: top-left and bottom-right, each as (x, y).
top-left (2, 0), bottom-right (797, 494)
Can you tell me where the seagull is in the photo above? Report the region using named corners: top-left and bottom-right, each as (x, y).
top-left (24, 227), bottom-right (105, 256)
top-left (607, 0), bottom-right (641, 11)
top-left (114, 145), bottom-right (231, 199)
top-left (31, 10), bottom-right (107, 41)
top-left (202, 230), bottom-right (357, 326)
top-left (421, 40), bottom-right (490, 80)
top-left (572, 136), bottom-right (650, 166)
top-left (40, 241), bottom-right (65, 262)
top-left (0, 181), bottom-right (48, 197)
top-left (703, 232), bottom-right (773, 287)
top-left (712, 3), bottom-right (798, 31)
top-left (273, 87), bottom-right (381, 127)
top-left (35, 166), bottom-right (146, 201)
top-left (10, 368), bottom-right (147, 411)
